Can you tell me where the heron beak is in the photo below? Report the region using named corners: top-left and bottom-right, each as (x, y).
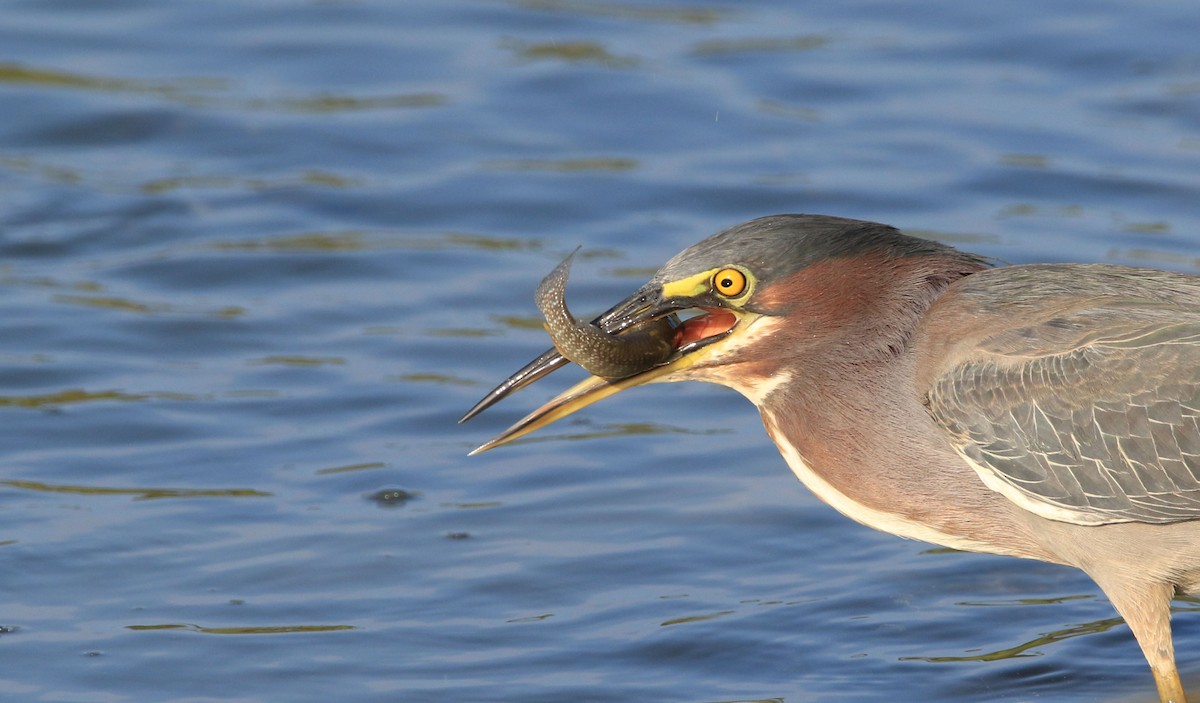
top-left (468, 357), bottom-right (687, 455)
top-left (464, 280), bottom-right (749, 454)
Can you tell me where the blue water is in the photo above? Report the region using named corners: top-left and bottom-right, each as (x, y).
top-left (1, 1), bottom-right (1198, 701)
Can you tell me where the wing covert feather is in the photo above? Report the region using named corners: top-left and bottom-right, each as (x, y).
top-left (926, 307), bottom-right (1200, 526)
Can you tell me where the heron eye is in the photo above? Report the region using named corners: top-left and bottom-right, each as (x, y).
top-left (712, 268), bottom-right (747, 297)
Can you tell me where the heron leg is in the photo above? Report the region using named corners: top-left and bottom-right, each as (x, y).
top-left (1097, 577), bottom-right (1186, 703)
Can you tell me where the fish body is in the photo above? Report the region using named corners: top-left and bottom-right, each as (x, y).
top-left (535, 252), bottom-right (674, 379)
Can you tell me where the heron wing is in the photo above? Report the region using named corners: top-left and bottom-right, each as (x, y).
top-left (926, 302), bottom-right (1200, 525)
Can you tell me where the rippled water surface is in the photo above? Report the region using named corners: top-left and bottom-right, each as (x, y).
top-left (2, 1), bottom-right (1199, 702)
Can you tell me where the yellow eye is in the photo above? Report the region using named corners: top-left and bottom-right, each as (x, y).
top-left (712, 268), bottom-right (747, 297)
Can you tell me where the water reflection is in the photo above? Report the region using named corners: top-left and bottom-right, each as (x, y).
top-left (0, 154), bottom-right (84, 184)
top-left (691, 35), bottom-right (830, 55)
top-left (905, 616), bottom-right (1126, 663)
top-left (314, 462), bottom-right (387, 475)
top-left (661, 609), bottom-right (736, 627)
top-left (1, 479), bottom-right (270, 501)
top-left (507, 613), bottom-right (554, 623)
top-left (52, 293), bottom-right (244, 318)
top-left (0, 62), bottom-right (445, 114)
top-left (391, 372), bottom-right (478, 386)
top-left (756, 99), bottom-right (824, 122)
top-left (510, 0), bottom-right (726, 24)
top-left (206, 230), bottom-right (543, 253)
top-left (1110, 249), bottom-right (1200, 271)
top-left (504, 39), bottom-right (639, 68)
top-left (250, 356), bottom-right (346, 367)
top-left (0, 389), bottom-right (201, 408)
top-left (504, 420), bottom-right (733, 447)
top-left (483, 157), bottom-right (639, 172)
top-left (141, 171), bottom-right (361, 194)
top-left (0, 61), bottom-right (222, 99)
top-left (127, 623), bottom-right (354, 635)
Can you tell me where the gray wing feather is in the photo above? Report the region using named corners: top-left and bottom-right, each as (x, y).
top-left (927, 309), bottom-right (1200, 525)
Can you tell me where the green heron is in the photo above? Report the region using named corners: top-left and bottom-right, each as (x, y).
top-left (462, 214), bottom-right (1200, 703)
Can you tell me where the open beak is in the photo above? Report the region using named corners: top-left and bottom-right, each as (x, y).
top-left (462, 283), bottom-right (747, 454)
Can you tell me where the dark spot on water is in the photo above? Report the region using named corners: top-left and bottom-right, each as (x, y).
top-left (368, 488), bottom-right (419, 508)
top-left (446, 531), bottom-right (471, 540)
top-left (0, 625), bottom-right (17, 636)
top-left (84, 650), bottom-right (103, 657)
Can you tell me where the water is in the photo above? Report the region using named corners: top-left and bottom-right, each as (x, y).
top-left (1, 1), bottom-right (1198, 701)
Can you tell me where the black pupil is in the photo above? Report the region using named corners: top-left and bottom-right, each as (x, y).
top-left (720, 276), bottom-right (733, 288)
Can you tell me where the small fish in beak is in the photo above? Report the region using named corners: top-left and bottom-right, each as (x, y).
top-left (462, 248), bottom-right (745, 453)
top-left (535, 250), bottom-right (676, 380)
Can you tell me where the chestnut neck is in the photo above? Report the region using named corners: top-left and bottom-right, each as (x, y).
top-left (741, 252), bottom-right (1051, 559)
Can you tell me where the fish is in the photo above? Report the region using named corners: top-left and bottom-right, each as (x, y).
top-left (535, 250), bottom-right (675, 380)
